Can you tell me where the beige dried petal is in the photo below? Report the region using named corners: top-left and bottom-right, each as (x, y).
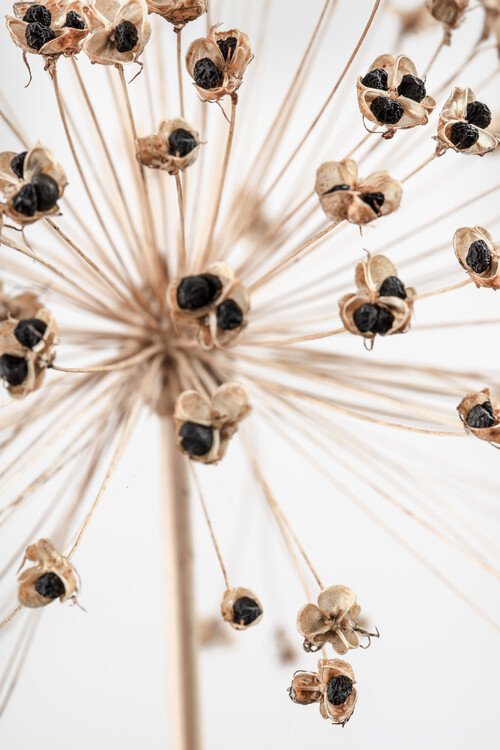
top-left (211, 382), bottom-right (251, 425)
top-left (453, 226), bottom-right (500, 288)
top-left (220, 586), bottom-right (263, 630)
top-left (296, 603), bottom-right (330, 640)
top-left (174, 389), bottom-right (211, 424)
top-left (317, 585), bottom-right (357, 620)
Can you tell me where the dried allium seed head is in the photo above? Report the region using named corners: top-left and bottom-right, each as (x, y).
top-left (136, 117), bottom-right (201, 173)
top-left (220, 586), bottom-right (263, 630)
top-left (82, 0), bottom-right (151, 66)
top-left (453, 226), bottom-right (500, 288)
top-left (288, 670), bottom-right (323, 705)
top-left (146, 0), bottom-right (207, 27)
top-left (6, 0), bottom-right (89, 60)
top-left (17, 538), bottom-right (78, 608)
top-left (296, 585), bottom-right (370, 655)
top-left (457, 389), bottom-right (500, 445)
top-left (425, 0), bottom-right (469, 28)
top-left (315, 158), bottom-right (402, 226)
top-left (437, 87), bottom-right (499, 155)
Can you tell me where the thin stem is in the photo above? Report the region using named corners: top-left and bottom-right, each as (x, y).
top-left (415, 278), bottom-right (472, 300)
top-left (176, 29), bottom-right (185, 118)
top-left (242, 326), bottom-right (346, 347)
top-left (401, 151), bottom-right (439, 183)
top-left (175, 172), bottom-right (187, 274)
top-left (51, 345), bottom-right (162, 374)
top-left (424, 29), bottom-right (448, 77)
top-left (0, 605), bottom-right (22, 631)
top-left (189, 462), bottom-right (230, 588)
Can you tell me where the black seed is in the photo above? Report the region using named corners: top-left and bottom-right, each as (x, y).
top-left (217, 36), bottom-right (237, 61)
top-left (372, 305), bottom-right (394, 334)
top-left (176, 274), bottom-right (221, 310)
top-left (14, 318), bottom-right (47, 349)
top-left (179, 422), bottom-right (213, 456)
top-left (217, 299), bottom-right (243, 330)
top-left (361, 68), bottom-right (388, 91)
top-left (233, 596), bottom-right (262, 627)
top-left (397, 74), bottom-right (426, 103)
top-left (193, 57), bottom-right (222, 89)
top-left (31, 173), bottom-right (59, 212)
top-left (466, 402), bottom-right (495, 429)
top-left (323, 184), bottom-right (351, 196)
top-left (370, 96), bottom-right (404, 125)
top-left (114, 20), bottom-right (138, 53)
top-left (23, 4), bottom-right (51, 25)
top-left (327, 675), bottom-right (353, 706)
top-left (34, 572), bottom-right (65, 600)
top-left (353, 303), bottom-right (378, 333)
top-left (466, 101), bottom-right (491, 130)
top-left (12, 183), bottom-right (38, 217)
top-left (168, 128), bottom-right (198, 158)
top-left (10, 151), bottom-right (27, 179)
top-left (360, 191), bottom-right (385, 214)
top-left (25, 21), bottom-right (55, 51)
top-left (449, 121), bottom-right (479, 150)
top-left (466, 240), bottom-right (491, 274)
top-left (0, 355), bottom-right (28, 387)
top-left (379, 275), bottom-right (407, 299)
top-left (64, 10), bottom-right (85, 30)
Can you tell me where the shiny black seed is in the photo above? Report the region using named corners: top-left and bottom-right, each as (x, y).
top-left (176, 274), bottom-right (222, 310)
top-left (361, 68), bottom-right (388, 91)
top-left (379, 275), bottom-right (407, 299)
top-left (168, 128), bottom-right (198, 158)
top-left (466, 402), bottom-right (495, 429)
top-left (217, 36), bottom-right (237, 61)
top-left (449, 121), bottom-right (479, 150)
top-left (193, 57), bottom-right (222, 89)
top-left (217, 299), bottom-right (243, 330)
top-left (64, 10), bottom-right (85, 30)
top-left (12, 183), bottom-right (38, 216)
top-left (353, 303), bottom-right (378, 333)
top-left (31, 173), bottom-right (59, 211)
top-left (233, 596), bottom-right (262, 627)
top-left (0, 355), bottom-right (28, 386)
top-left (372, 305), bottom-right (394, 334)
top-left (466, 101), bottom-right (491, 130)
top-left (14, 318), bottom-right (47, 349)
top-left (23, 4), bottom-right (51, 25)
top-left (179, 422), bottom-right (213, 456)
top-left (326, 675), bottom-right (353, 706)
top-left (370, 96), bottom-right (404, 125)
top-left (114, 20), bottom-right (138, 53)
top-left (323, 184), bottom-right (351, 196)
top-left (397, 74), bottom-right (426, 103)
top-left (10, 151), bottom-right (27, 179)
top-left (466, 240), bottom-right (491, 274)
top-left (25, 21), bottom-right (55, 51)
top-left (34, 572), bottom-right (65, 599)
top-left (360, 191), bottom-right (385, 214)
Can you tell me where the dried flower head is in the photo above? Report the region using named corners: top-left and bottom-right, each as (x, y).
top-left (174, 382), bottom-right (251, 463)
top-left (82, 0), bottom-right (151, 66)
top-left (357, 54), bottom-right (436, 136)
top-left (185, 24), bottom-right (253, 102)
top-left (315, 158), bottom-right (402, 225)
top-left (437, 87), bottom-right (499, 155)
top-left (0, 142), bottom-right (67, 225)
top-left (457, 388), bottom-right (500, 445)
top-left (289, 659), bottom-right (357, 726)
top-left (17, 539), bottom-right (78, 607)
top-left (6, 0), bottom-right (88, 63)
top-left (146, 0), bottom-right (207, 28)
top-left (220, 586), bottom-right (263, 630)
top-left (426, 0), bottom-right (469, 29)
top-left (339, 254), bottom-right (415, 341)
top-left (168, 262), bottom-right (250, 348)
top-left (136, 117), bottom-right (201, 173)
top-left (453, 226), bottom-right (499, 288)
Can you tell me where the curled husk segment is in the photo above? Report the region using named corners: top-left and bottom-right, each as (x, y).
top-left (315, 159), bottom-right (402, 226)
top-left (174, 382), bottom-right (251, 464)
top-left (185, 24), bottom-right (253, 102)
top-left (82, 0), bottom-right (151, 66)
top-left (296, 585), bottom-right (363, 655)
top-left (220, 586), bottom-right (263, 631)
top-left (458, 388), bottom-right (500, 445)
top-left (146, 0), bottom-right (207, 27)
top-left (437, 87), bottom-right (499, 155)
top-left (0, 142), bottom-right (67, 225)
top-left (136, 117), bottom-right (201, 174)
top-left (357, 54), bottom-right (436, 133)
top-left (6, 0), bottom-right (89, 60)
top-left (453, 226), bottom-right (500, 288)
top-left (425, 0), bottom-right (469, 29)
top-left (339, 254), bottom-right (415, 340)
top-left (17, 539), bottom-right (78, 607)
top-left (289, 659), bottom-right (357, 726)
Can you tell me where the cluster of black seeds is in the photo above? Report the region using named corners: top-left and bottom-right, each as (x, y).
top-left (450, 99), bottom-right (492, 150)
top-left (360, 191), bottom-right (385, 214)
top-left (370, 96), bottom-right (404, 125)
top-left (34, 572), bottom-right (65, 599)
top-left (14, 318), bottom-right (47, 349)
top-left (323, 184), bottom-right (351, 196)
top-left (179, 422), bottom-right (213, 456)
top-left (397, 74), bottom-right (426, 103)
top-left (216, 299), bottom-right (243, 330)
top-left (12, 173), bottom-right (59, 217)
top-left (233, 596), bottom-right (262, 627)
top-left (176, 273), bottom-right (222, 310)
top-left (193, 58), bottom-right (222, 89)
top-left (326, 675), bottom-right (353, 706)
top-left (23, 4), bottom-right (55, 51)
top-left (168, 128), bottom-right (198, 158)
top-left (361, 67), bottom-right (388, 91)
top-left (217, 36), bottom-right (237, 61)
top-left (114, 20), bottom-right (138, 53)
top-left (353, 303), bottom-right (394, 335)
top-left (466, 402), bottom-right (495, 429)
top-left (0, 355), bottom-right (28, 387)
top-left (379, 275), bottom-right (407, 299)
top-left (466, 239), bottom-right (491, 274)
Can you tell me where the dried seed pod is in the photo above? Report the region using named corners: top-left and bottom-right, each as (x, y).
top-left (288, 670), bottom-right (323, 705)
top-left (339, 254), bottom-right (416, 341)
top-left (146, 0), bottom-right (207, 28)
top-left (453, 226), bottom-right (500, 288)
top-left (391, 3), bottom-right (437, 36)
top-left (437, 87), bottom-right (499, 155)
top-left (458, 388), bottom-right (500, 446)
top-left (17, 538), bottom-right (78, 608)
top-left (0, 282), bottom-right (40, 322)
top-left (220, 586), bottom-right (263, 630)
top-left (186, 24), bottom-right (253, 102)
top-left (0, 143), bottom-right (67, 226)
top-left (289, 659), bottom-right (357, 726)
top-left (82, 0), bottom-right (151, 66)
top-left (168, 262), bottom-right (250, 348)
top-left (357, 54), bottom-right (436, 136)
top-left (136, 117), bottom-right (201, 174)
top-left (426, 0), bottom-right (469, 29)
top-left (174, 382), bottom-right (251, 463)
top-left (315, 158), bottom-right (402, 226)
top-left (6, 1), bottom-right (89, 63)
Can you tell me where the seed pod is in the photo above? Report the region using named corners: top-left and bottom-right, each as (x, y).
top-left (289, 659), bottom-right (357, 726)
top-left (288, 671), bottom-right (323, 705)
top-left (426, 0), bottom-right (469, 29)
top-left (457, 389), bottom-right (500, 446)
top-left (6, 1), bottom-right (89, 62)
top-left (82, 0), bottom-right (151, 66)
top-left (437, 87), bottom-right (499, 155)
top-left (220, 587), bottom-right (263, 630)
top-left (453, 226), bottom-right (500, 288)
top-left (136, 117), bottom-right (202, 174)
top-left (146, 0), bottom-right (207, 28)
top-left (17, 538), bottom-right (78, 608)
